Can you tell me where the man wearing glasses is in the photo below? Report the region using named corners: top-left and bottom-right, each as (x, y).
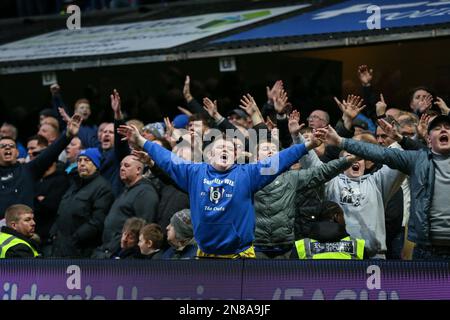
top-left (0, 114), bottom-right (81, 220)
top-left (307, 110), bottom-right (330, 129)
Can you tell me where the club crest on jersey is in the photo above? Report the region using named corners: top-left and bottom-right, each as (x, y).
top-left (209, 186), bottom-right (224, 204)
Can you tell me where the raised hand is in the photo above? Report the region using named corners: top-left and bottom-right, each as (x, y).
top-left (117, 124), bottom-right (146, 149)
top-left (435, 96), bottom-right (450, 115)
top-left (66, 114), bottom-right (82, 138)
top-left (346, 95), bottom-right (366, 119)
top-left (58, 107), bottom-right (71, 124)
top-left (239, 93), bottom-right (257, 116)
top-left (377, 118), bottom-right (402, 142)
top-left (266, 116), bottom-right (276, 131)
top-left (131, 149), bottom-right (154, 167)
top-left (314, 125), bottom-right (342, 146)
top-left (183, 75), bottom-right (193, 102)
top-left (417, 113), bottom-right (431, 139)
top-left (357, 65), bottom-right (373, 86)
top-left (417, 94), bottom-right (433, 113)
top-left (266, 80), bottom-right (283, 103)
top-left (376, 93), bottom-right (387, 116)
top-left (334, 95), bottom-right (366, 120)
top-left (203, 97), bottom-right (220, 120)
top-left (308, 128), bottom-right (323, 149)
top-left (288, 109), bottom-right (305, 135)
top-left (110, 89), bottom-right (123, 120)
top-left (50, 83), bottom-right (60, 96)
top-left (163, 116), bottom-right (175, 140)
top-left (273, 89), bottom-right (289, 114)
top-left (345, 94), bottom-right (366, 118)
top-left (177, 106), bottom-right (193, 117)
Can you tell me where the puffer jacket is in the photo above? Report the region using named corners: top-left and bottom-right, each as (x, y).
top-left (254, 157), bottom-right (351, 248)
top-left (50, 172), bottom-right (114, 258)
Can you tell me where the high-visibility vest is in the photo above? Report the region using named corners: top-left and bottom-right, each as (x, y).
top-left (0, 232), bottom-right (39, 258)
top-left (294, 236), bottom-right (365, 260)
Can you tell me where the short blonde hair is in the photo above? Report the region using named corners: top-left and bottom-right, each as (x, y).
top-left (127, 119), bottom-right (144, 133)
top-left (74, 99), bottom-right (90, 110)
top-left (5, 204), bottom-right (33, 226)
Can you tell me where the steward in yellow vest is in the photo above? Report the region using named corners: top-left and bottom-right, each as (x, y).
top-left (293, 236), bottom-right (365, 259)
top-left (0, 204), bottom-right (40, 258)
top-left (291, 200), bottom-right (365, 259)
top-left (0, 230), bottom-right (39, 258)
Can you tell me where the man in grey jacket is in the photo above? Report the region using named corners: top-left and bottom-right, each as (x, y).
top-left (92, 155), bottom-right (159, 258)
top-left (317, 115), bottom-right (450, 259)
top-left (306, 128), bottom-right (406, 259)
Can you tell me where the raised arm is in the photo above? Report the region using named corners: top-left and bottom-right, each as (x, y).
top-left (357, 64), bottom-right (377, 121)
top-left (377, 117), bottom-right (426, 150)
top-left (294, 155), bottom-right (353, 191)
top-left (289, 110), bottom-right (322, 169)
top-left (28, 114), bottom-right (82, 179)
top-left (59, 106), bottom-right (99, 148)
top-left (334, 94), bottom-right (366, 131)
top-left (50, 83), bottom-right (71, 131)
top-left (117, 124), bottom-right (195, 192)
top-left (247, 132), bottom-right (322, 192)
top-left (111, 89), bottom-right (130, 161)
top-left (183, 75), bottom-right (209, 116)
top-left (273, 89), bottom-right (293, 148)
top-left (316, 125), bottom-right (416, 174)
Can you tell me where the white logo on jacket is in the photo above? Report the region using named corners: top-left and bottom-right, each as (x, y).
top-left (340, 186), bottom-right (364, 207)
top-left (209, 186), bottom-right (225, 204)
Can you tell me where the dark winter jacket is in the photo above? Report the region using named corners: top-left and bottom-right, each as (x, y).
top-left (98, 178), bottom-right (159, 255)
top-left (51, 172), bottom-right (114, 257)
top-left (0, 134), bottom-right (72, 219)
top-left (254, 156), bottom-right (351, 250)
top-left (161, 244), bottom-right (198, 259)
top-left (33, 169), bottom-right (70, 243)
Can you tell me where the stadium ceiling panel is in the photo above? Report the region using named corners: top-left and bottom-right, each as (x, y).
top-left (2, 0), bottom-right (450, 74)
top-left (0, 4), bottom-right (309, 74)
top-left (202, 0), bottom-right (450, 54)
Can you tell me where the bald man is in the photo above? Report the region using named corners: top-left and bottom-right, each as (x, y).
top-left (92, 155), bottom-right (159, 258)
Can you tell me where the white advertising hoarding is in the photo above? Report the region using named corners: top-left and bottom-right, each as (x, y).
top-left (0, 4), bottom-right (309, 62)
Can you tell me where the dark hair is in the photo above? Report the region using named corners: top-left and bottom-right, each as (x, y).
top-left (122, 217), bottom-right (146, 242)
top-left (140, 223), bottom-right (164, 249)
top-left (408, 86), bottom-right (434, 104)
top-left (27, 134), bottom-right (49, 147)
top-left (188, 113), bottom-right (210, 127)
top-left (300, 126), bottom-right (313, 134)
top-left (318, 201), bottom-right (343, 222)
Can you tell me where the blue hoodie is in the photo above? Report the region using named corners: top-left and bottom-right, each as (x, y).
top-left (143, 141), bottom-right (308, 255)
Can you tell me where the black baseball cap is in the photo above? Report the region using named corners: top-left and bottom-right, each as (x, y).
top-left (428, 115), bottom-right (450, 133)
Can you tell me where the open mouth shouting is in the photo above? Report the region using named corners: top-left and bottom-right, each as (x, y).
top-left (439, 134), bottom-right (449, 144)
top-left (351, 162), bottom-right (360, 172)
top-left (220, 153), bottom-right (229, 163)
